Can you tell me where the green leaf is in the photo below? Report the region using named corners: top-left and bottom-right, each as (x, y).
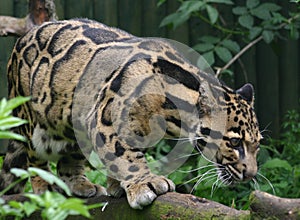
top-left (0, 99), bottom-right (7, 117)
top-left (10, 168), bottom-right (30, 178)
top-left (179, 1), bottom-right (205, 14)
top-left (246, 0), bottom-right (260, 9)
top-left (221, 39), bottom-right (240, 53)
top-left (196, 51), bottom-right (215, 69)
top-left (0, 97), bottom-right (30, 118)
top-left (157, 0), bottom-right (167, 7)
top-left (23, 201), bottom-right (38, 216)
top-left (251, 3), bottom-right (281, 20)
top-left (160, 13), bottom-right (186, 29)
top-left (251, 7), bottom-right (270, 20)
top-left (8, 200), bottom-right (23, 209)
top-left (193, 43), bottom-right (214, 52)
top-left (262, 30), bottom-right (274, 43)
top-left (272, 12), bottom-right (288, 23)
top-left (202, 51), bottom-right (215, 66)
top-left (160, 1), bottom-right (206, 29)
top-left (238, 14), bottom-right (254, 29)
top-left (260, 3), bottom-right (281, 12)
top-left (89, 151), bottom-right (105, 170)
top-left (206, 5), bottom-right (218, 24)
top-left (232, 6), bottom-right (248, 15)
top-left (207, 0), bottom-right (233, 4)
top-left (28, 167), bottom-right (71, 196)
top-left (200, 35), bottom-right (220, 44)
top-left (87, 202), bottom-right (104, 210)
top-left (60, 199), bottom-right (91, 217)
top-left (0, 131), bottom-right (27, 142)
top-left (249, 26), bottom-right (263, 40)
top-left (215, 46), bottom-right (232, 63)
top-left (0, 117), bottom-right (27, 131)
top-left (262, 158), bottom-right (292, 171)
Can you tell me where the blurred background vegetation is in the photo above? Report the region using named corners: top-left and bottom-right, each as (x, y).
top-left (0, 0), bottom-right (299, 212)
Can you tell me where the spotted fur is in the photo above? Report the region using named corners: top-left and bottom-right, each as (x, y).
top-left (0, 19), bottom-right (261, 209)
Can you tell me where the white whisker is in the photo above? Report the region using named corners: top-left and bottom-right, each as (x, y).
top-left (190, 170), bottom-right (218, 193)
top-left (194, 144), bottom-right (222, 167)
top-left (182, 174), bottom-right (203, 185)
top-left (184, 167), bottom-right (218, 185)
top-left (178, 164), bottom-right (216, 173)
top-left (252, 177), bottom-right (260, 191)
top-left (176, 152), bottom-right (201, 159)
top-left (256, 172), bottom-right (275, 195)
top-left (260, 122), bottom-right (272, 137)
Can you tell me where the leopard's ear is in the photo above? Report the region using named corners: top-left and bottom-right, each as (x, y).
top-left (236, 83), bottom-right (254, 104)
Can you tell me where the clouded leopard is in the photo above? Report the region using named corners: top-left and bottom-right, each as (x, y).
top-left (0, 18), bottom-right (261, 209)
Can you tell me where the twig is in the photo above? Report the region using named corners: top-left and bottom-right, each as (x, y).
top-left (216, 36), bottom-right (263, 78)
top-left (0, 16), bottom-right (29, 36)
top-left (0, 0), bottom-right (57, 37)
top-left (215, 12), bottom-right (300, 78)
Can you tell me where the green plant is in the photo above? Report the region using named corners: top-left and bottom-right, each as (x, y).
top-left (0, 97), bottom-right (103, 219)
top-left (0, 167), bottom-right (103, 219)
top-left (159, 0), bottom-right (300, 76)
top-left (0, 190), bottom-right (102, 220)
top-left (259, 110), bottom-right (300, 198)
top-left (0, 96), bottom-right (30, 141)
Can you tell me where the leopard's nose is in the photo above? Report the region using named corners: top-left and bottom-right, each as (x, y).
top-left (242, 163), bottom-right (257, 181)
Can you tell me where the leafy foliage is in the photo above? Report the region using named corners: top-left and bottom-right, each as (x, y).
top-left (259, 110), bottom-right (300, 198)
top-left (0, 96), bottom-right (30, 142)
top-left (0, 97), bottom-right (103, 219)
top-left (0, 166), bottom-right (103, 219)
top-left (0, 191), bottom-right (102, 220)
top-left (159, 0), bottom-right (300, 73)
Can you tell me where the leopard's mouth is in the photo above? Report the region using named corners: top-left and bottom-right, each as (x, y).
top-left (218, 163), bottom-right (257, 185)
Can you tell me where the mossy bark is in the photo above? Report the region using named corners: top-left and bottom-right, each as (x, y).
top-left (250, 190), bottom-right (300, 220)
top-left (3, 191), bottom-right (300, 219)
top-left (2, 192), bottom-right (250, 220)
top-left (83, 192), bottom-right (250, 220)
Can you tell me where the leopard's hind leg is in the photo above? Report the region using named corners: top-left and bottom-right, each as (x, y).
top-left (0, 140), bottom-right (29, 194)
top-left (56, 144), bottom-right (107, 197)
top-left (0, 139), bottom-right (53, 195)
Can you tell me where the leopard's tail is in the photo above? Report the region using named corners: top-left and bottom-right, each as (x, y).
top-left (0, 140), bottom-right (28, 194)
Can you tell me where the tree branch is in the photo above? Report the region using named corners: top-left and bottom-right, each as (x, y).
top-left (2, 192), bottom-right (250, 219)
top-left (3, 191), bottom-right (300, 219)
top-left (215, 36), bottom-right (263, 78)
top-left (215, 12), bottom-right (300, 78)
top-left (250, 190), bottom-right (300, 219)
top-left (0, 0), bottom-right (57, 37)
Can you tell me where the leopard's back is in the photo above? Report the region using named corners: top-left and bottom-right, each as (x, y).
top-left (8, 19), bottom-right (133, 135)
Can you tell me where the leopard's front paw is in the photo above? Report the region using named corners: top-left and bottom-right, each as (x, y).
top-left (121, 175), bottom-right (175, 209)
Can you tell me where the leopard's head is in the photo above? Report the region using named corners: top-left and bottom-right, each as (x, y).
top-left (196, 83), bottom-right (261, 184)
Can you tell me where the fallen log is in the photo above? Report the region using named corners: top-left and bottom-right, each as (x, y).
top-left (250, 190), bottom-right (300, 220)
top-left (2, 192), bottom-right (250, 220)
top-left (3, 190), bottom-right (300, 219)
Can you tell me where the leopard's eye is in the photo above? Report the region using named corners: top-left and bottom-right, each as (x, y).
top-left (230, 138), bottom-right (241, 147)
